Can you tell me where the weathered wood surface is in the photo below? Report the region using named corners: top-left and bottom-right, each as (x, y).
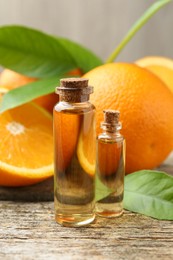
top-left (0, 201), bottom-right (173, 260)
top-left (0, 154), bottom-right (173, 259)
top-left (0, 177), bottom-right (54, 202)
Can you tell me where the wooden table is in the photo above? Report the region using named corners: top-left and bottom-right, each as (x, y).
top-left (1, 155), bottom-right (173, 260)
top-left (0, 201), bottom-right (173, 260)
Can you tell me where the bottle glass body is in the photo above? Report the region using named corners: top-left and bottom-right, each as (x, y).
top-left (96, 130), bottom-right (125, 217)
top-left (54, 100), bottom-right (96, 227)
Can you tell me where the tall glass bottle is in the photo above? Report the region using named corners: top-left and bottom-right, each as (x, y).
top-left (96, 110), bottom-right (125, 217)
top-left (53, 78), bottom-right (96, 227)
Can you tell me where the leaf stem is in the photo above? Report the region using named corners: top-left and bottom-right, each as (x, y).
top-left (106, 0), bottom-right (172, 63)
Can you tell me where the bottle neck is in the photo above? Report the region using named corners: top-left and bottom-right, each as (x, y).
top-left (98, 126), bottom-right (123, 143)
top-left (101, 122), bottom-right (122, 133)
top-left (101, 127), bottom-right (121, 135)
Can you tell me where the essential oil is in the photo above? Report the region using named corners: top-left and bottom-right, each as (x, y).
top-left (96, 110), bottom-right (125, 217)
top-left (53, 78), bottom-right (96, 227)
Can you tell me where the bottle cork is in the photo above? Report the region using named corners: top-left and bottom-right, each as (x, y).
top-left (103, 109), bottom-right (120, 125)
top-left (60, 78), bottom-right (89, 89)
top-left (55, 78), bottom-right (93, 102)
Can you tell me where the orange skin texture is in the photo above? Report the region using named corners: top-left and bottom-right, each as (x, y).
top-left (83, 63), bottom-right (173, 173)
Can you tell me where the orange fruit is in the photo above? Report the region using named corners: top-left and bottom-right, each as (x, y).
top-left (0, 69), bottom-right (59, 113)
top-left (135, 56), bottom-right (173, 92)
top-left (0, 68), bottom-right (82, 113)
top-left (35, 93), bottom-right (59, 113)
top-left (77, 110), bottom-right (96, 176)
top-left (0, 102), bottom-right (54, 186)
top-left (83, 63), bottom-right (173, 173)
top-left (68, 68), bottom-right (83, 77)
top-left (0, 69), bottom-right (37, 89)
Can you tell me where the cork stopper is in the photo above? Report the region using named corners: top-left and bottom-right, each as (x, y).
top-left (103, 110), bottom-right (120, 125)
top-left (60, 78), bottom-right (88, 89)
top-left (55, 78), bottom-right (93, 102)
top-left (101, 109), bottom-right (121, 131)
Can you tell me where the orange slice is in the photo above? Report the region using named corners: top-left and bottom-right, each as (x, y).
top-left (0, 102), bottom-right (54, 186)
top-left (135, 56), bottom-right (173, 92)
top-left (77, 111), bottom-right (96, 176)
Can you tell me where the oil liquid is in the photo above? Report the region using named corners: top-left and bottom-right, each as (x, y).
top-left (96, 138), bottom-right (125, 217)
top-left (54, 105), bottom-right (95, 227)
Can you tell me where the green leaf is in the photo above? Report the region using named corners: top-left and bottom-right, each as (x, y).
top-left (95, 173), bottom-right (113, 202)
top-left (0, 25), bottom-right (102, 78)
top-left (0, 77), bottom-right (59, 113)
top-left (57, 37), bottom-right (103, 73)
top-left (124, 170), bottom-right (173, 220)
top-left (0, 25), bottom-right (103, 112)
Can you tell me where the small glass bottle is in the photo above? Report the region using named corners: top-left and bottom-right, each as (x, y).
top-left (53, 78), bottom-right (96, 227)
top-left (95, 110), bottom-right (125, 217)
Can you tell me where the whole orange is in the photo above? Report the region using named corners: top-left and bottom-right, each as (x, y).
top-left (83, 63), bottom-right (173, 173)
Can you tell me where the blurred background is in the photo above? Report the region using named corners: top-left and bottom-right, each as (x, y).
top-left (0, 0), bottom-right (173, 62)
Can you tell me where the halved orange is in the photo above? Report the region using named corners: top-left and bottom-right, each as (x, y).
top-left (77, 111), bottom-right (96, 176)
top-left (135, 56), bottom-right (173, 92)
top-left (0, 102), bottom-right (54, 186)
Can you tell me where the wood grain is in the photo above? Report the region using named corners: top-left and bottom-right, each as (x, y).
top-left (0, 177), bottom-right (54, 202)
top-left (0, 201), bottom-right (173, 260)
top-left (0, 157), bottom-right (173, 259)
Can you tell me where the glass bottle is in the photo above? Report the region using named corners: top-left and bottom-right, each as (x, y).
top-left (53, 78), bottom-right (96, 227)
top-left (95, 110), bottom-right (125, 217)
